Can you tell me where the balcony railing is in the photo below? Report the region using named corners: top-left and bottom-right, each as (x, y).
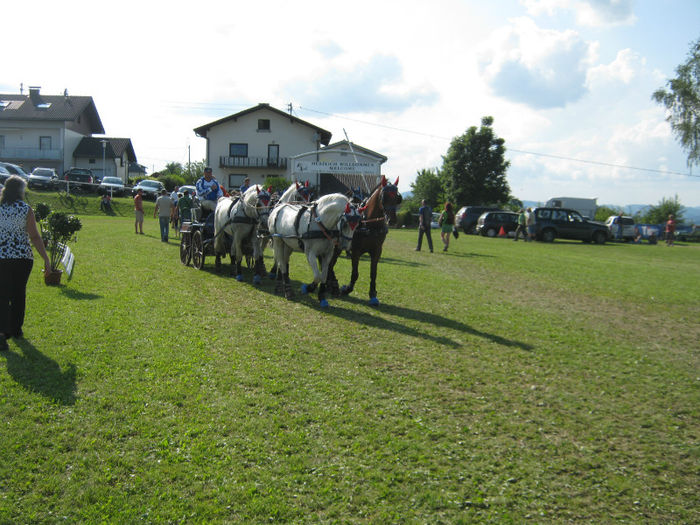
top-left (219, 156), bottom-right (288, 169)
top-left (0, 147), bottom-right (62, 161)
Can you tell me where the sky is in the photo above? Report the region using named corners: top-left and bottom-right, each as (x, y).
top-left (3, 0), bottom-right (700, 206)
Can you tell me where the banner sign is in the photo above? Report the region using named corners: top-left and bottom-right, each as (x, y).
top-left (293, 160), bottom-right (380, 175)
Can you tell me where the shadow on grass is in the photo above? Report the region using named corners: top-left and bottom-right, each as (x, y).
top-left (60, 287), bottom-right (102, 300)
top-left (2, 339), bottom-right (77, 405)
top-left (337, 295), bottom-right (533, 351)
top-left (239, 271), bottom-right (532, 350)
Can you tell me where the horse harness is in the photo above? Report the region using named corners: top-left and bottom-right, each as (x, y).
top-left (272, 203), bottom-right (352, 250)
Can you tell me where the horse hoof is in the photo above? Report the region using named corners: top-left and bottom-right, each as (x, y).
top-left (268, 272), bottom-right (277, 280)
top-left (369, 297), bottom-right (380, 306)
top-left (253, 275), bottom-right (261, 285)
top-left (236, 274), bottom-right (243, 282)
top-left (319, 299), bottom-right (329, 308)
top-left (301, 284), bottom-right (309, 295)
top-left (340, 285), bottom-right (350, 295)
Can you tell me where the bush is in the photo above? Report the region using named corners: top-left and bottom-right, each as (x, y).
top-left (45, 212), bottom-right (82, 270)
top-left (156, 174), bottom-right (186, 192)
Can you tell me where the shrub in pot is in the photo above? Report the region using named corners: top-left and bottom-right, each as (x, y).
top-left (42, 211), bottom-right (82, 284)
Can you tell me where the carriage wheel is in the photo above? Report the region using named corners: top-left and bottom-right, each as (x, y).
top-left (192, 230), bottom-right (205, 270)
top-left (180, 232), bottom-right (192, 266)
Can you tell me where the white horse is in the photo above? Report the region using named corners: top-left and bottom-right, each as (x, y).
top-left (214, 185), bottom-right (273, 283)
top-left (268, 193), bottom-right (360, 307)
top-left (265, 181), bottom-right (313, 279)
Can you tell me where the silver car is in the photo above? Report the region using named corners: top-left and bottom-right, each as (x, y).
top-left (28, 167), bottom-right (59, 190)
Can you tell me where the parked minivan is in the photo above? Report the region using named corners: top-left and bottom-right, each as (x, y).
top-left (605, 215), bottom-right (636, 242)
top-left (455, 205), bottom-right (501, 234)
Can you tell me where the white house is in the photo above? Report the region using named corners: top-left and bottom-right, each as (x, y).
top-left (73, 137), bottom-right (137, 182)
top-left (0, 86), bottom-right (139, 180)
top-left (193, 103), bottom-right (387, 194)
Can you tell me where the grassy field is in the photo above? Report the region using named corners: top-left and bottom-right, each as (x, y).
top-left (1, 197), bottom-right (698, 523)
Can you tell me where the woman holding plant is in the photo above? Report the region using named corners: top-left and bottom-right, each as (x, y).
top-left (0, 176), bottom-right (51, 350)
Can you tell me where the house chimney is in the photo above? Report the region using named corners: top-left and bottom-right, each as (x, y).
top-left (29, 86), bottom-right (42, 104)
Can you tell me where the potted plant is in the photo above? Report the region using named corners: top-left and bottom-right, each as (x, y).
top-left (42, 210), bottom-right (82, 285)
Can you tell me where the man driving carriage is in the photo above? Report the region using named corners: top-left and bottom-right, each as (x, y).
top-left (195, 167), bottom-right (223, 215)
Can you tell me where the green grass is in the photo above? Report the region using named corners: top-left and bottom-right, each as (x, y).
top-left (1, 196), bottom-right (698, 523)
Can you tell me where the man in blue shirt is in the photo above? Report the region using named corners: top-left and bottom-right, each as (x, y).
top-left (195, 167), bottom-right (223, 213)
top-left (239, 177), bottom-right (251, 193)
top-left (415, 200), bottom-right (433, 252)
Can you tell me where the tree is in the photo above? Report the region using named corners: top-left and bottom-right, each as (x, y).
top-left (441, 116), bottom-right (511, 206)
top-left (410, 168), bottom-right (445, 207)
top-left (652, 37), bottom-right (700, 167)
top-left (594, 205), bottom-right (622, 222)
top-left (165, 162), bottom-right (184, 175)
top-left (640, 195), bottom-right (684, 225)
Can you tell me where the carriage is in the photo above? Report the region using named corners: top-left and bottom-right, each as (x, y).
top-left (178, 207), bottom-right (217, 270)
top-left (178, 207), bottom-right (256, 271)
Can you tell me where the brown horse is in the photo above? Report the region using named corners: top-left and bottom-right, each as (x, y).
top-left (334, 175), bottom-right (402, 306)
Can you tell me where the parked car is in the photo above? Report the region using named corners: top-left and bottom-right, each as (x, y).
top-left (534, 207), bottom-right (609, 244)
top-left (0, 162), bottom-right (30, 181)
top-left (430, 212), bottom-right (441, 229)
top-left (28, 167), bottom-right (59, 190)
top-left (0, 164), bottom-right (11, 183)
top-left (132, 179), bottom-right (165, 200)
top-left (675, 224), bottom-right (700, 242)
top-left (475, 210), bottom-right (519, 237)
top-left (63, 167), bottom-right (96, 192)
top-left (605, 215), bottom-right (636, 241)
top-left (99, 176), bottom-right (127, 197)
top-left (455, 205), bottom-right (501, 234)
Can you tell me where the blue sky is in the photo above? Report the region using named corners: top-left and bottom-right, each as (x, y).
top-left (3, 0), bottom-right (700, 206)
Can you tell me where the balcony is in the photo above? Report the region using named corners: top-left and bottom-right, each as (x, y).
top-left (0, 147), bottom-right (62, 161)
top-left (219, 156), bottom-right (288, 170)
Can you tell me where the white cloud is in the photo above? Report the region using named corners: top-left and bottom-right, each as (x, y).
top-left (586, 48), bottom-right (645, 87)
top-left (520, 0), bottom-right (636, 27)
top-left (479, 17), bottom-right (596, 108)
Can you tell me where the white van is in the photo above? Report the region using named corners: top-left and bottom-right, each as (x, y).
top-left (605, 215), bottom-right (636, 241)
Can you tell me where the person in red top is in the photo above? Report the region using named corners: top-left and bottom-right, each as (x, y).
top-left (665, 214), bottom-right (676, 246)
top-left (134, 188), bottom-right (144, 234)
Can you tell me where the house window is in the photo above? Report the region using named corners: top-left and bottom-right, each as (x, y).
top-left (39, 136), bottom-right (52, 150)
top-left (267, 144), bottom-right (279, 167)
top-left (0, 135), bottom-right (4, 149)
top-left (257, 119), bottom-right (270, 131)
top-left (229, 174), bottom-right (247, 188)
top-left (229, 143), bottom-right (248, 157)
top-left (89, 158), bottom-right (96, 164)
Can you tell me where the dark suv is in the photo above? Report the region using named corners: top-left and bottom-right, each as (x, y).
top-left (475, 211), bottom-right (518, 237)
top-left (63, 167), bottom-right (95, 192)
top-left (456, 205), bottom-right (501, 234)
top-left (534, 207), bottom-right (609, 244)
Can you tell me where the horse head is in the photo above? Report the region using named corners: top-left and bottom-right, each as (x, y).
top-left (251, 185), bottom-right (274, 221)
top-left (380, 176), bottom-right (402, 226)
top-left (296, 180), bottom-right (312, 203)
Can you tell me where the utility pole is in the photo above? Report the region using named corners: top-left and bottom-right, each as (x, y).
top-left (287, 102), bottom-right (293, 115)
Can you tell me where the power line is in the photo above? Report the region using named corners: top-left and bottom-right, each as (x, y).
top-left (297, 105), bottom-right (698, 179)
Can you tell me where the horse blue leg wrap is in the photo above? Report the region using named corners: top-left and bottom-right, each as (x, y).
top-left (253, 274), bottom-right (261, 285)
top-left (301, 284), bottom-right (309, 295)
top-left (236, 274), bottom-right (243, 282)
top-left (319, 299), bottom-right (329, 308)
top-left (369, 297), bottom-right (380, 306)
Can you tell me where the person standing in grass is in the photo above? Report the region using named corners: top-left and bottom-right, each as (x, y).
top-left (134, 188), bottom-right (144, 234)
top-left (665, 214), bottom-right (676, 246)
top-left (154, 189), bottom-right (175, 242)
top-left (526, 207), bottom-right (536, 241)
top-left (514, 208), bottom-right (527, 241)
top-left (415, 199), bottom-right (434, 252)
top-left (0, 176), bottom-right (51, 350)
top-left (439, 202), bottom-right (455, 252)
